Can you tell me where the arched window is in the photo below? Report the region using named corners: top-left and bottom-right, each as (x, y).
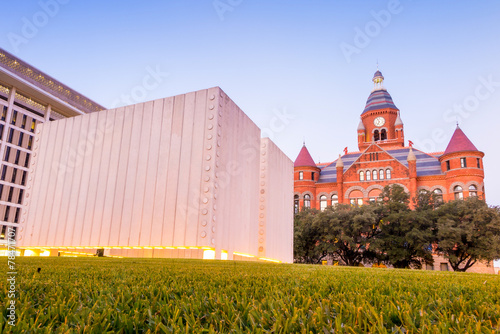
top-left (379, 169), bottom-right (384, 180)
top-left (454, 186), bottom-right (463, 200)
top-left (294, 195), bottom-right (299, 214)
top-left (320, 195), bottom-right (327, 211)
top-left (349, 190), bottom-right (364, 207)
top-left (368, 189), bottom-right (382, 202)
top-left (433, 188), bottom-right (443, 202)
top-left (386, 169), bottom-right (391, 179)
top-left (359, 171), bottom-right (365, 181)
top-left (366, 170), bottom-right (371, 181)
top-left (372, 169), bottom-right (378, 180)
top-left (350, 198), bottom-right (363, 206)
top-left (374, 130), bottom-right (380, 141)
top-left (331, 194), bottom-right (338, 206)
top-left (304, 194), bottom-right (311, 208)
top-left (469, 185), bottom-right (477, 197)
top-left (381, 129), bottom-right (387, 140)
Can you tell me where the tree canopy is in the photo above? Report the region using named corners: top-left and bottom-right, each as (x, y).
top-left (293, 185), bottom-right (500, 272)
top-left (435, 197), bottom-right (500, 271)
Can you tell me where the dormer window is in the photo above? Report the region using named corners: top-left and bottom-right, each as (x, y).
top-left (299, 171), bottom-right (303, 180)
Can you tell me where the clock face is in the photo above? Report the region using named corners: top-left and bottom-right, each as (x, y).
top-left (374, 117), bottom-right (385, 127)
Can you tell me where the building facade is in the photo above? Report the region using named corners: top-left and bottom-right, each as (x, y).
top-left (0, 48), bottom-right (104, 247)
top-left (0, 49), bottom-right (294, 263)
top-left (16, 87), bottom-right (294, 263)
top-left (293, 70), bottom-right (493, 273)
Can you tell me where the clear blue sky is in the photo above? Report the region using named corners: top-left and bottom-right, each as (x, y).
top-left (2, 1), bottom-right (500, 213)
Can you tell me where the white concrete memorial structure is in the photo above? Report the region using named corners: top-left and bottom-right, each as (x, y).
top-left (17, 87), bottom-right (294, 263)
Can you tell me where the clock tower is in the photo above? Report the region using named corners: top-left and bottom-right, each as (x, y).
top-left (357, 70), bottom-right (405, 151)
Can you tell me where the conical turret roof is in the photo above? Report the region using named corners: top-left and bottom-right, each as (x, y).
top-left (395, 111), bottom-right (403, 126)
top-left (294, 144), bottom-right (316, 168)
top-left (443, 126), bottom-right (479, 155)
top-left (357, 119), bottom-right (365, 131)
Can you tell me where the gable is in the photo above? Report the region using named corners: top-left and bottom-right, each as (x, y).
top-left (342, 144), bottom-right (409, 180)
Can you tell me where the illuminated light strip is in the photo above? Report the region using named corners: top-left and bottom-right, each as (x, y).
top-left (258, 257), bottom-right (281, 263)
top-left (59, 251), bottom-right (94, 256)
top-left (233, 252), bottom-right (255, 258)
top-left (19, 245), bottom-right (216, 251)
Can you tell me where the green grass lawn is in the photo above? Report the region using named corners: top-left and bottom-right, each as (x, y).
top-left (2, 258), bottom-right (500, 333)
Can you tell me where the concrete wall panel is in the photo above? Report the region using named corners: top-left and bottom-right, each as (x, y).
top-left (18, 87), bottom-right (293, 263)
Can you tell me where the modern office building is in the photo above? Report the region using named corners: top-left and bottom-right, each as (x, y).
top-left (0, 48), bottom-right (104, 247)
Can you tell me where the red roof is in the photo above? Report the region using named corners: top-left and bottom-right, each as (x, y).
top-left (294, 145), bottom-right (316, 167)
top-left (443, 126), bottom-right (478, 155)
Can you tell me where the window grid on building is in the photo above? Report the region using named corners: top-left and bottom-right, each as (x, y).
top-left (0, 83), bottom-right (59, 241)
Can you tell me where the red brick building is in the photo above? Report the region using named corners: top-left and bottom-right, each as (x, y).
top-left (293, 70), bottom-right (494, 273)
top-left (294, 70), bottom-right (485, 213)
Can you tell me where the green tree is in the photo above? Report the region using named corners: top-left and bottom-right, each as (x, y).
top-left (371, 185), bottom-right (434, 269)
top-left (314, 204), bottom-right (379, 266)
top-left (435, 198), bottom-right (500, 272)
top-left (293, 209), bottom-right (326, 264)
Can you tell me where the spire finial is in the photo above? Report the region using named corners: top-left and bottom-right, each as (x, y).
top-left (336, 154), bottom-right (344, 168)
top-left (407, 146), bottom-right (417, 161)
top-left (303, 137), bottom-right (305, 146)
top-left (372, 67), bottom-right (384, 91)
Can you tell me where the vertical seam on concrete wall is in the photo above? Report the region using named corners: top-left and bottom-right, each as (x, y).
top-left (77, 114), bottom-right (99, 246)
top-left (136, 101), bottom-right (154, 246)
